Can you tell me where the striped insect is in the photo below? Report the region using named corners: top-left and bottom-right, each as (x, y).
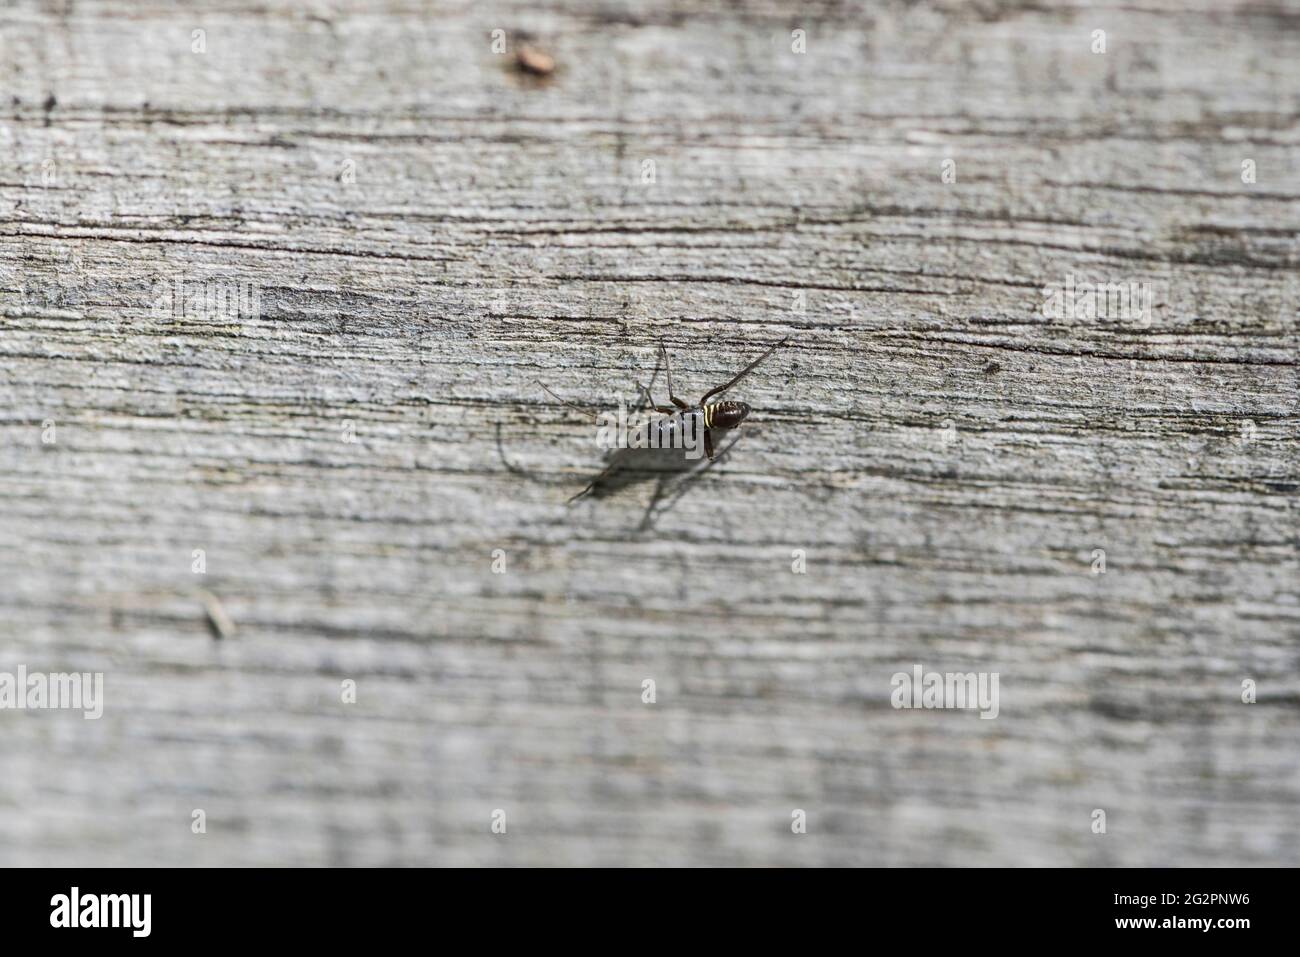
top-left (541, 337), bottom-right (787, 508)
top-left (635, 336), bottom-right (787, 462)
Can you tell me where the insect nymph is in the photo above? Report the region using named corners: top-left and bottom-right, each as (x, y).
top-left (636, 336), bottom-right (787, 461)
top-left (542, 337), bottom-right (786, 510)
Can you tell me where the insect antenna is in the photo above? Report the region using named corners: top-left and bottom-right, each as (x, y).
top-left (535, 380), bottom-right (600, 421)
top-left (699, 336), bottom-right (788, 404)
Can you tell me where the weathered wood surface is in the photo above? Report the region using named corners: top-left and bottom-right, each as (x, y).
top-left (0, 0), bottom-right (1296, 866)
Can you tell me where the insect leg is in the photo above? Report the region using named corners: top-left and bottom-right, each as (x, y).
top-left (698, 336), bottom-right (788, 405)
top-left (638, 380), bottom-right (677, 416)
top-left (632, 346), bottom-right (665, 412)
top-left (658, 340), bottom-right (691, 410)
top-left (638, 355), bottom-right (678, 415)
top-left (535, 380), bottom-right (599, 421)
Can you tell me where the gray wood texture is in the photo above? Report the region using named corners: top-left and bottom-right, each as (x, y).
top-left (0, 0), bottom-right (1296, 866)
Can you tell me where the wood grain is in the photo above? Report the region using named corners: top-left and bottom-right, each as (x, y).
top-left (0, 0), bottom-right (1296, 866)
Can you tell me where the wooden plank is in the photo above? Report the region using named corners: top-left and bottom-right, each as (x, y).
top-left (0, 0), bottom-right (1296, 866)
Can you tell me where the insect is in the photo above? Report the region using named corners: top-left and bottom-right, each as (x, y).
top-left (540, 337), bottom-right (787, 509)
top-left (635, 336), bottom-right (787, 462)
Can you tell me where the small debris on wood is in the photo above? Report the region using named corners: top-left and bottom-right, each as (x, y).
top-left (515, 45), bottom-right (556, 77)
top-left (199, 589), bottom-right (236, 640)
top-left (984, 361), bottom-right (1002, 374)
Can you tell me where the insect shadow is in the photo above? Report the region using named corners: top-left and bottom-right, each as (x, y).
top-left (570, 432), bottom-right (741, 531)
top-left (499, 338), bottom-right (783, 530)
top-left (493, 365), bottom-right (733, 531)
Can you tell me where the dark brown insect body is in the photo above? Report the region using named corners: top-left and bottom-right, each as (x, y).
top-left (704, 399), bottom-right (751, 432)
